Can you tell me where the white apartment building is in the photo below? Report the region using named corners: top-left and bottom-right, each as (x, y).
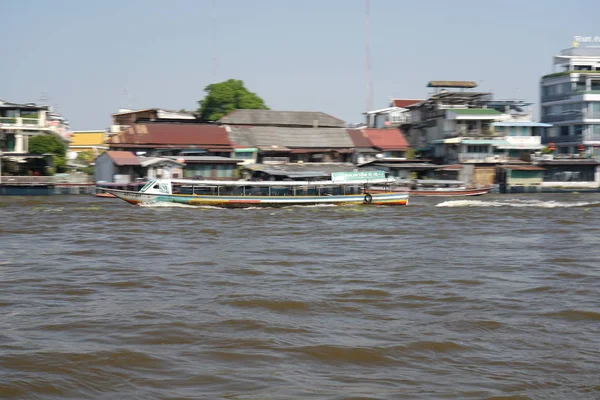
top-left (541, 42), bottom-right (600, 154)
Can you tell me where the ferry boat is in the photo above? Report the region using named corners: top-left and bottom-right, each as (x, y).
top-left (97, 171), bottom-right (409, 208)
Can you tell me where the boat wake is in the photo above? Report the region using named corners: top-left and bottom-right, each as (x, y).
top-left (435, 199), bottom-right (600, 208)
top-left (139, 202), bottom-right (222, 209)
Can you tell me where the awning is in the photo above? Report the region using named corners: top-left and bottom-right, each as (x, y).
top-left (257, 145), bottom-right (291, 152)
top-left (234, 147), bottom-right (257, 152)
top-left (496, 144), bottom-right (545, 150)
top-left (493, 122), bottom-right (553, 127)
top-left (462, 140), bottom-right (510, 146)
top-left (432, 137), bottom-right (462, 144)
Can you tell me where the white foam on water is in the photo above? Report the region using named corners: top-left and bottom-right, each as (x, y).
top-left (436, 199), bottom-right (600, 208)
top-left (139, 202), bottom-right (221, 209)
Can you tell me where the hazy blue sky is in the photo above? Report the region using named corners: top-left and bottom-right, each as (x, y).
top-left (2, 0), bottom-right (598, 129)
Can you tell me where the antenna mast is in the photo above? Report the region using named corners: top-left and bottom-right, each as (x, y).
top-left (365, 0), bottom-right (373, 112)
top-left (212, 0), bottom-right (217, 79)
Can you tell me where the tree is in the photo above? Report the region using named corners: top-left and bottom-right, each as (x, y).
top-left (28, 134), bottom-right (68, 173)
top-left (197, 79), bottom-right (269, 121)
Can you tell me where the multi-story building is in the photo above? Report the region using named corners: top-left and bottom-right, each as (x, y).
top-left (0, 100), bottom-right (70, 155)
top-left (405, 82), bottom-right (549, 164)
top-left (1, 100), bottom-right (50, 154)
top-left (364, 99), bottom-right (422, 128)
top-left (540, 43), bottom-right (600, 154)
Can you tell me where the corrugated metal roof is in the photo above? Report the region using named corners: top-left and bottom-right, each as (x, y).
top-left (219, 109), bottom-right (346, 127)
top-left (427, 81), bottom-right (477, 88)
top-left (164, 156), bottom-right (241, 164)
top-left (229, 126), bottom-right (354, 148)
top-left (138, 157), bottom-right (184, 167)
top-left (109, 123), bottom-right (233, 148)
top-left (106, 151), bottom-right (140, 166)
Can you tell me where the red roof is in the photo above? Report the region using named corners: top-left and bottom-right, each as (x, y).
top-left (105, 151), bottom-right (140, 166)
top-left (362, 128), bottom-right (410, 151)
top-left (346, 129), bottom-right (373, 148)
top-left (391, 99), bottom-right (422, 108)
top-left (109, 123), bottom-right (233, 149)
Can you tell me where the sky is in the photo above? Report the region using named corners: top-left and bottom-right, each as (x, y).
top-left (2, 0), bottom-right (599, 130)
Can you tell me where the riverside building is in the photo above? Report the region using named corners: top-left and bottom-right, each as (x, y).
top-left (541, 38), bottom-right (600, 154)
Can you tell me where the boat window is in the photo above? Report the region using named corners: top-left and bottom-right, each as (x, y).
top-left (139, 180), bottom-right (156, 192)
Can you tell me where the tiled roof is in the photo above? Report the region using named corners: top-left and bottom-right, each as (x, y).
top-left (347, 129), bottom-right (373, 147)
top-left (391, 99), bottom-right (422, 108)
top-left (105, 151), bottom-right (140, 166)
top-left (109, 123), bottom-right (233, 149)
top-left (362, 128), bottom-right (410, 151)
top-left (228, 126), bottom-right (354, 148)
top-left (219, 109), bottom-right (346, 128)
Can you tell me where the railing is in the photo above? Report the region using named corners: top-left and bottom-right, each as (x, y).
top-left (541, 93), bottom-right (572, 102)
top-left (443, 129), bottom-right (496, 138)
top-left (544, 134), bottom-right (583, 144)
top-left (0, 117), bottom-right (42, 127)
top-left (0, 174), bottom-right (94, 185)
top-left (459, 154), bottom-right (509, 163)
top-left (0, 176), bottom-right (56, 185)
top-left (543, 112), bottom-right (583, 122)
top-left (585, 111), bottom-right (600, 119)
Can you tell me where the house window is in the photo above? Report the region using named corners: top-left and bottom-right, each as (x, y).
top-left (216, 164), bottom-right (233, 178)
top-left (234, 151), bottom-right (254, 160)
top-left (560, 126), bottom-right (570, 136)
top-left (467, 145), bottom-right (487, 153)
top-left (521, 127), bottom-right (529, 136)
top-left (184, 164), bottom-right (212, 178)
top-left (510, 127), bottom-right (517, 136)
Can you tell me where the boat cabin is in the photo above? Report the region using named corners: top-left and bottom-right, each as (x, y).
top-left (139, 177), bottom-right (395, 197)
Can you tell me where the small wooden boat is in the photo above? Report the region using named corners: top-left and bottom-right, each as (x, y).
top-left (372, 180), bottom-right (491, 197)
top-left (96, 172), bottom-right (409, 208)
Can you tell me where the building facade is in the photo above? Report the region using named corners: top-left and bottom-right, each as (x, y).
top-left (540, 44), bottom-right (600, 154)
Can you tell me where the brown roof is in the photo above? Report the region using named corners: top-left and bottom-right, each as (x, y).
top-left (502, 165), bottom-right (545, 171)
top-left (362, 128), bottom-right (410, 151)
top-left (109, 123), bottom-right (233, 149)
top-left (347, 129), bottom-right (372, 148)
top-left (105, 151), bottom-right (140, 166)
top-left (391, 99), bottom-right (422, 108)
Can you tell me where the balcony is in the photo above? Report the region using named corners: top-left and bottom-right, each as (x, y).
top-left (0, 117), bottom-right (43, 128)
top-left (544, 135), bottom-right (583, 144)
top-left (443, 129), bottom-right (497, 138)
top-left (458, 154), bottom-right (509, 163)
top-left (541, 93), bottom-right (573, 103)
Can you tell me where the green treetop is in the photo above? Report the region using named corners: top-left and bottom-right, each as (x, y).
top-left (28, 134), bottom-right (68, 173)
top-left (197, 79), bottom-right (269, 121)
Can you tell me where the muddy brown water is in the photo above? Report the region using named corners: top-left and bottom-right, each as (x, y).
top-left (1, 194), bottom-right (599, 399)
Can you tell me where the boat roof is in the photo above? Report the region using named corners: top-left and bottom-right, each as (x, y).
top-left (153, 178), bottom-right (396, 187)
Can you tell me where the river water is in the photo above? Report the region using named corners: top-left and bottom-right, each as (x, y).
top-left (0, 194), bottom-right (599, 399)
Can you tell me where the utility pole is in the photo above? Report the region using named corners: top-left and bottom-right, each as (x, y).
top-left (212, 0), bottom-right (217, 79)
top-left (365, 0), bottom-right (373, 112)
